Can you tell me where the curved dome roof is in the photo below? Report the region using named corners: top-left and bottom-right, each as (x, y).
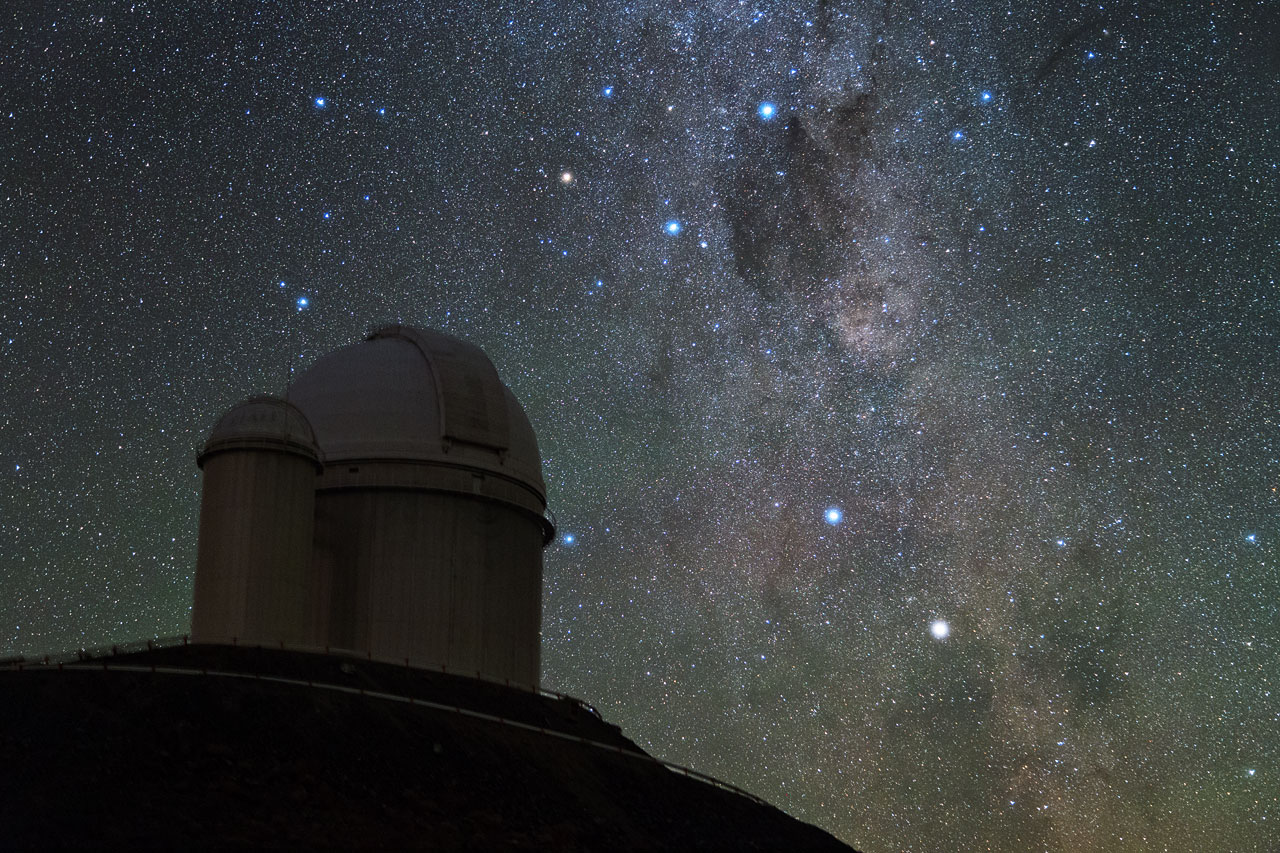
top-left (286, 325), bottom-right (545, 500)
top-left (200, 396), bottom-right (319, 466)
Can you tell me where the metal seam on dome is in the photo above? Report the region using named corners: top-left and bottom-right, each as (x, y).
top-left (368, 325), bottom-right (511, 453)
top-left (367, 325), bottom-right (451, 451)
top-left (312, 455), bottom-right (545, 498)
top-left (197, 437), bottom-right (323, 469)
top-left (314, 481), bottom-right (555, 545)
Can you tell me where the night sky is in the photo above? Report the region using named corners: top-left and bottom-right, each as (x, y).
top-left (3, 2), bottom-right (1278, 849)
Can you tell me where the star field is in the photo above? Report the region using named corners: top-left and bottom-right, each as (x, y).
top-left (2, 2), bottom-right (1278, 850)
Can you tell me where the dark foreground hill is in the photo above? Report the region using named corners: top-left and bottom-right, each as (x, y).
top-left (0, 644), bottom-right (854, 851)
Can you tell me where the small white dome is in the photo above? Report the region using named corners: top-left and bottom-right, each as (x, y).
top-left (200, 396), bottom-right (319, 465)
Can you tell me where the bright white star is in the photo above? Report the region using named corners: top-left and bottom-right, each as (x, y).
top-left (824, 507), bottom-right (843, 525)
top-left (930, 620), bottom-right (950, 640)
top-left (665, 220), bottom-right (682, 235)
top-left (758, 101), bottom-right (776, 120)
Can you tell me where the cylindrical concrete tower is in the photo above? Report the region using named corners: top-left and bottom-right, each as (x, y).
top-left (287, 325), bottom-right (553, 687)
top-left (191, 396), bottom-right (321, 646)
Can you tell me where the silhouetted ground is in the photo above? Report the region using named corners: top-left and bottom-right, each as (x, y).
top-left (0, 645), bottom-right (855, 850)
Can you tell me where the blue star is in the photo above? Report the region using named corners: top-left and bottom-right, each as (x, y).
top-left (951, 129), bottom-right (965, 141)
top-left (322, 211), bottom-right (331, 219)
top-left (1245, 533), bottom-right (1258, 544)
top-left (377, 107), bottom-right (386, 115)
top-left (664, 220), bottom-right (682, 235)
top-left (758, 101), bottom-right (777, 120)
top-left (602, 86), bottom-right (614, 98)
top-left (296, 297), bottom-right (309, 311)
top-left (278, 280), bottom-right (286, 288)
top-left (562, 533), bottom-right (576, 545)
top-left (824, 507), bottom-right (843, 526)
top-left (980, 90), bottom-right (993, 102)
top-left (314, 96), bottom-right (326, 108)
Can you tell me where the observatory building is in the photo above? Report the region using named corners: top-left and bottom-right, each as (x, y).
top-left (190, 325), bottom-right (553, 686)
top-left (2, 325), bottom-right (855, 850)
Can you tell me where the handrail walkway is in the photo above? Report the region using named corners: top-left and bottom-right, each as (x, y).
top-left (4, 636), bottom-right (770, 809)
top-left (5, 634), bottom-right (602, 714)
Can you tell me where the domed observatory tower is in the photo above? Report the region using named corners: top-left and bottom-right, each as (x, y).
top-left (191, 397), bottom-right (321, 646)
top-left (289, 325), bottom-right (552, 685)
top-left (190, 325), bottom-right (553, 688)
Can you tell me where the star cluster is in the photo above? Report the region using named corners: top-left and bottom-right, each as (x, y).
top-left (2, 2), bottom-right (1278, 850)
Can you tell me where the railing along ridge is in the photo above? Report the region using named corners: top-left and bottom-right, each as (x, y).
top-left (3, 634), bottom-right (599, 716)
top-left (1, 635), bottom-right (769, 808)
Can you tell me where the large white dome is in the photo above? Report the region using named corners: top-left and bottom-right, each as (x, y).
top-left (286, 325), bottom-right (546, 504)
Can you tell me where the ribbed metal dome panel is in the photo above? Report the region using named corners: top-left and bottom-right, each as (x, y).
top-left (285, 325), bottom-right (544, 501)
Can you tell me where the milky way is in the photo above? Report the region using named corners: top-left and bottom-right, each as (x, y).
top-left (2, 2), bottom-right (1277, 849)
